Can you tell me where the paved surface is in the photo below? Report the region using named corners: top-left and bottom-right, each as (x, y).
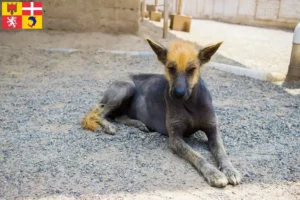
top-left (147, 19), bottom-right (294, 74)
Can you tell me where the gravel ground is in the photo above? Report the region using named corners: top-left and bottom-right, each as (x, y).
top-left (146, 19), bottom-right (294, 74)
top-left (0, 46), bottom-right (299, 199)
top-left (0, 21), bottom-right (300, 199)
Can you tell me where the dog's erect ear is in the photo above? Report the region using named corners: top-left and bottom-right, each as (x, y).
top-left (146, 38), bottom-right (167, 65)
top-left (198, 42), bottom-right (223, 64)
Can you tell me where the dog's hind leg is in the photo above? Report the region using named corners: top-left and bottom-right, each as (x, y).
top-left (98, 81), bottom-right (136, 135)
top-left (81, 102), bottom-right (118, 134)
top-left (81, 80), bottom-right (135, 134)
top-left (115, 115), bottom-right (149, 132)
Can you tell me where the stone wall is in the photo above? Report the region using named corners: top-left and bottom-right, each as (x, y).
top-left (1, 0), bottom-right (140, 33)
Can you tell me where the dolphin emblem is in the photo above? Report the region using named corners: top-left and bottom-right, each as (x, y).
top-left (28, 16), bottom-right (36, 28)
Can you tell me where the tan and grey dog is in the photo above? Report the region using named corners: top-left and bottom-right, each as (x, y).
top-left (82, 39), bottom-right (241, 187)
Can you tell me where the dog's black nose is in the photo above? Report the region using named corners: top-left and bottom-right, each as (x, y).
top-left (174, 88), bottom-right (185, 98)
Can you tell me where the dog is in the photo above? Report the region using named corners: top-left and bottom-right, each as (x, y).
top-left (81, 39), bottom-right (241, 187)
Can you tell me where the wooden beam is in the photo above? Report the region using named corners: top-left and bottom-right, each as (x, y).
top-left (177, 0), bottom-right (182, 15)
top-left (141, 0), bottom-right (145, 22)
top-left (163, 0), bottom-right (169, 38)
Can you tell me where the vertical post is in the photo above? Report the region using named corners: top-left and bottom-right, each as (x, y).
top-left (163, 0), bottom-right (169, 38)
top-left (141, 0), bottom-right (145, 22)
top-left (286, 23), bottom-right (300, 81)
top-left (154, 0), bottom-right (158, 11)
top-left (254, 0), bottom-right (259, 19)
top-left (177, 0), bottom-right (182, 15)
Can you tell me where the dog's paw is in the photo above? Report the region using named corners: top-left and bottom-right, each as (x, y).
top-left (221, 165), bottom-right (241, 185)
top-left (204, 168), bottom-right (228, 188)
top-left (104, 124), bottom-right (117, 135)
top-left (137, 123), bottom-right (149, 132)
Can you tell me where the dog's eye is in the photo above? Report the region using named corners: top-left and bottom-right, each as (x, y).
top-left (187, 67), bottom-right (196, 74)
top-left (168, 67), bottom-right (176, 73)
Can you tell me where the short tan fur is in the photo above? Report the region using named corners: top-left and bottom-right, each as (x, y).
top-left (167, 41), bottom-right (198, 72)
top-left (146, 39), bottom-right (223, 91)
top-left (166, 41), bottom-right (200, 87)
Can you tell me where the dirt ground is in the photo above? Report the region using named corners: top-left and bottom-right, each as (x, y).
top-left (0, 20), bottom-right (300, 199)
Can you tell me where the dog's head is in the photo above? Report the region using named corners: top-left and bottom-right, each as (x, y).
top-left (147, 39), bottom-right (222, 100)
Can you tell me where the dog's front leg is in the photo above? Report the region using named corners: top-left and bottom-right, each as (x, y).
top-left (205, 126), bottom-right (241, 185)
top-left (169, 132), bottom-right (228, 187)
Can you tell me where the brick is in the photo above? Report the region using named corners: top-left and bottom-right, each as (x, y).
top-left (99, 0), bottom-right (115, 8)
top-left (213, 0), bottom-right (225, 15)
top-left (150, 11), bottom-right (162, 22)
top-left (116, 8), bottom-right (139, 21)
top-left (147, 5), bottom-right (156, 12)
top-left (279, 0), bottom-right (300, 19)
top-left (115, 0), bottom-right (140, 10)
top-left (224, 0), bottom-right (239, 17)
top-left (143, 11), bottom-right (149, 18)
top-left (115, 21), bottom-right (139, 33)
top-left (43, 1), bottom-right (76, 18)
top-left (203, 0), bottom-right (213, 16)
top-left (238, 0), bottom-right (256, 16)
top-left (170, 14), bottom-right (192, 32)
top-left (98, 8), bottom-right (116, 20)
top-left (256, 0), bottom-right (280, 20)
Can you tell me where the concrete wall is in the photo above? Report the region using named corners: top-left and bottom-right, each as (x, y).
top-left (1, 0), bottom-right (140, 33)
top-left (147, 0), bottom-right (300, 29)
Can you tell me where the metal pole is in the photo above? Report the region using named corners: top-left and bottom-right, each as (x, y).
top-left (163, 0), bottom-right (169, 38)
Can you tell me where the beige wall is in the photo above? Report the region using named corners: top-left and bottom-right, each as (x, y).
top-left (146, 0), bottom-right (300, 29)
top-left (204, 0), bottom-right (299, 29)
top-left (0, 0), bottom-right (140, 33)
top-left (44, 0), bottom-right (140, 33)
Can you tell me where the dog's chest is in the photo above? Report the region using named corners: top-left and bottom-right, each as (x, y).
top-left (167, 96), bottom-right (215, 131)
top-left (182, 102), bottom-right (205, 126)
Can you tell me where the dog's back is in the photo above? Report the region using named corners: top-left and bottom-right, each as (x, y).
top-left (127, 74), bottom-right (169, 134)
top-left (126, 73), bottom-right (213, 136)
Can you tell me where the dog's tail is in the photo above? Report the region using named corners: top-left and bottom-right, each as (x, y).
top-left (81, 107), bottom-right (101, 131)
